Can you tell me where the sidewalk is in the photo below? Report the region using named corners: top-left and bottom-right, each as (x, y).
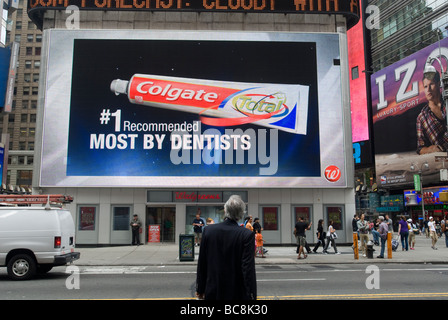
top-left (74, 235), bottom-right (448, 266)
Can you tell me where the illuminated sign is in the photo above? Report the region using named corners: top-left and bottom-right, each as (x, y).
top-left (38, 30), bottom-right (350, 188)
top-left (28, 0), bottom-right (360, 29)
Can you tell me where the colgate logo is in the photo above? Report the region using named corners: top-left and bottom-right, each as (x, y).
top-left (135, 80), bottom-right (219, 103)
top-left (324, 165), bottom-right (341, 182)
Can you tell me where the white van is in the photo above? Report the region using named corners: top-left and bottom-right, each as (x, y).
top-left (0, 206), bottom-right (80, 280)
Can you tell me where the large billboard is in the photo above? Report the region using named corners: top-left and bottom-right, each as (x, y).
top-left (37, 30), bottom-right (351, 188)
top-left (372, 37), bottom-right (448, 188)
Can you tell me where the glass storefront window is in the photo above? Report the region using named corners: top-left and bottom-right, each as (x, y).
top-left (325, 206), bottom-right (344, 231)
top-left (185, 206), bottom-right (225, 234)
top-left (112, 206), bottom-right (131, 231)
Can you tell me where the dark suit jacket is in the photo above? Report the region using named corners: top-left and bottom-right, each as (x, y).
top-left (196, 218), bottom-right (257, 300)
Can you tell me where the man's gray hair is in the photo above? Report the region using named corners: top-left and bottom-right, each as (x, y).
top-left (224, 195), bottom-right (246, 222)
top-left (378, 216), bottom-right (384, 221)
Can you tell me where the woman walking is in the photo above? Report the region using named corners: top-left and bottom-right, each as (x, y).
top-left (323, 220), bottom-right (340, 254)
top-left (397, 215), bottom-right (409, 251)
top-left (312, 219), bottom-right (325, 253)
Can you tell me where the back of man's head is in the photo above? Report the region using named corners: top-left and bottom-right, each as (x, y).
top-left (224, 195), bottom-right (246, 222)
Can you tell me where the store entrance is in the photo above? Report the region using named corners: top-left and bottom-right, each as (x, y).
top-left (146, 207), bottom-right (176, 243)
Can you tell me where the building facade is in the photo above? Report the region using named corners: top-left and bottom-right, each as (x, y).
top-left (1, 0), bottom-right (41, 191)
top-left (368, 0), bottom-right (448, 226)
top-left (30, 2), bottom-right (359, 246)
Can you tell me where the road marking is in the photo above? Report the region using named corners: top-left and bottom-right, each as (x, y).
top-left (257, 278), bottom-right (326, 282)
top-left (258, 292), bottom-right (448, 300)
top-left (79, 292), bottom-right (448, 300)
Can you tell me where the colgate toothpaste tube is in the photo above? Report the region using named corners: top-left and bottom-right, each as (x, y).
top-left (110, 74), bottom-right (309, 134)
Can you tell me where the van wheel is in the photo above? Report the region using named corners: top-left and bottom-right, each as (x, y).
top-left (7, 254), bottom-right (37, 280)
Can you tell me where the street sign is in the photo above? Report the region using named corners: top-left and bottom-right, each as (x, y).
top-left (414, 174), bottom-right (421, 192)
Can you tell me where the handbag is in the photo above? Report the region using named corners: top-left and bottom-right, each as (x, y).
top-left (331, 231), bottom-right (338, 239)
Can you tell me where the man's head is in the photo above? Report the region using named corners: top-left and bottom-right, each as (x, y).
top-left (224, 195), bottom-right (246, 222)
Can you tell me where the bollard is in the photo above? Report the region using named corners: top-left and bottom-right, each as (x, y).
top-left (387, 232), bottom-right (392, 259)
top-left (353, 232), bottom-right (359, 260)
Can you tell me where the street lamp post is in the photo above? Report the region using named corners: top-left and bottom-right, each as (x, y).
top-left (410, 162), bottom-right (430, 224)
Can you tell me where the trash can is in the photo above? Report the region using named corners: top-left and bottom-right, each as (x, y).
top-left (179, 234), bottom-right (195, 261)
top-left (366, 241), bottom-right (375, 259)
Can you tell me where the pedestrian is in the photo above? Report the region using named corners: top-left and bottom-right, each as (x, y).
top-left (428, 216), bottom-right (438, 250)
top-left (323, 220), bottom-right (340, 254)
top-left (255, 229), bottom-right (265, 258)
top-left (376, 216), bottom-right (389, 258)
top-left (253, 217), bottom-right (268, 255)
top-left (253, 217), bottom-right (262, 233)
top-left (443, 216), bottom-right (448, 248)
top-left (371, 217), bottom-right (381, 245)
top-left (357, 213), bottom-right (370, 257)
top-left (385, 214), bottom-right (394, 236)
top-left (130, 214), bottom-right (142, 245)
top-left (397, 215), bottom-right (409, 251)
top-left (312, 219), bottom-right (326, 253)
top-left (245, 216), bottom-right (254, 232)
top-left (192, 212), bottom-right (205, 247)
top-left (196, 195), bottom-right (257, 300)
top-left (294, 216), bottom-right (311, 259)
top-left (407, 218), bottom-right (417, 250)
top-left (424, 218), bottom-right (429, 238)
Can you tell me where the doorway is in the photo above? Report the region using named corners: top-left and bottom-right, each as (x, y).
top-left (146, 207), bottom-right (176, 243)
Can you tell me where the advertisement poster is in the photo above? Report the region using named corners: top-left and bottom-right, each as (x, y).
top-left (371, 37), bottom-right (448, 188)
top-left (148, 225), bottom-right (160, 243)
top-left (39, 31), bottom-right (348, 188)
top-left (78, 206), bottom-right (96, 231)
top-left (262, 207), bottom-right (278, 230)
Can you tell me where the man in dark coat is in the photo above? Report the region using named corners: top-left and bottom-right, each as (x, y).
top-left (196, 195), bottom-right (257, 300)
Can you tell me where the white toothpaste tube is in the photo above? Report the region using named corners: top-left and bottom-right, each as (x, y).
top-left (110, 74), bottom-right (309, 135)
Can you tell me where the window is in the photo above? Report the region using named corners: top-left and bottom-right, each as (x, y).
top-left (17, 170), bottom-right (32, 186)
top-left (112, 206), bottom-right (131, 231)
top-left (78, 206), bottom-right (97, 231)
top-left (261, 206), bottom-right (279, 231)
top-left (351, 66), bottom-right (359, 80)
top-left (27, 34), bottom-right (33, 42)
top-left (25, 60), bottom-right (32, 69)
